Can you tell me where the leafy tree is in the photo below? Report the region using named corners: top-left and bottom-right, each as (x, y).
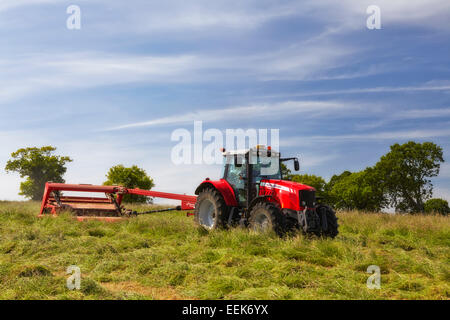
top-left (424, 198), bottom-right (449, 215)
top-left (327, 171), bottom-right (352, 189)
top-left (373, 141), bottom-right (444, 213)
top-left (328, 168), bottom-right (387, 211)
top-left (290, 174), bottom-right (326, 198)
top-left (104, 165), bottom-right (154, 203)
top-left (323, 171), bottom-right (352, 205)
top-left (5, 146), bottom-right (73, 200)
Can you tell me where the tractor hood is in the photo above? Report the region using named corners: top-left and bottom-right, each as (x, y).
top-left (260, 179), bottom-right (315, 192)
top-left (259, 179), bottom-right (316, 211)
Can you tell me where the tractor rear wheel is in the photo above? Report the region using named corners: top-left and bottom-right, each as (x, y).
top-left (316, 204), bottom-right (339, 238)
top-left (249, 202), bottom-right (284, 235)
top-left (194, 187), bottom-right (230, 230)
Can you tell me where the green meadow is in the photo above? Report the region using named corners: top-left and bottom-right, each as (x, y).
top-left (0, 201), bottom-right (448, 300)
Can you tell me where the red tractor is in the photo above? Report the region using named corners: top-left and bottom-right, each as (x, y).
top-left (193, 146), bottom-right (338, 237)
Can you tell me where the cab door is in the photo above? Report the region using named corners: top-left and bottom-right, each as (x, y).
top-left (225, 156), bottom-right (247, 206)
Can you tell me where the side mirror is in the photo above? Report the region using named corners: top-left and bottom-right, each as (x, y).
top-left (294, 158), bottom-right (300, 171)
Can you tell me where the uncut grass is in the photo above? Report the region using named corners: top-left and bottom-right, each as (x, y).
top-left (0, 201), bottom-right (448, 300)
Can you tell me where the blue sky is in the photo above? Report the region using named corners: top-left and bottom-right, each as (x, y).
top-left (0, 0), bottom-right (449, 203)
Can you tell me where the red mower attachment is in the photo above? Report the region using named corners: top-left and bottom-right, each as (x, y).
top-left (39, 182), bottom-right (197, 221)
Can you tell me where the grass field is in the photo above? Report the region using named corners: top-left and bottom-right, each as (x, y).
top-left (0, 201), bottom-right (448, 300)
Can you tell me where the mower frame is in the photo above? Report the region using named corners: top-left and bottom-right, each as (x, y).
top-left (39, 182), bottom-right (197, 221)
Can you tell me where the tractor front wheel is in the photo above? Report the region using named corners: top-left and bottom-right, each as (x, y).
top-left (249, 202), bottom-right (285, 235)
top-left (316, 204), bottom-right (339, 238)
top-left (194, 188), bottom-right (230, 230)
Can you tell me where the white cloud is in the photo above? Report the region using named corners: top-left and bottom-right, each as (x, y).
top-left (262, 84), bottom-right (450, 99)
top-left (128, 1), bottom-right (300, 30)
top-left (3, 1), bottom-right (448, 104)
top-left (328, 128), bottom-right (450, 141)
top-left (0, 42), bottom-right (355, 103)
top-left (2, 0), bottom-right (449, 39)
top-left (284, 128), bottom-right (450, 146)
top-left (105, 100), bottom-right (356, 130)
top-left (302, 0), bottom-right (450, 32)
top-left (3, 1), bottom-right (450, 30)
top-left (91, 1), bottom-right (450, 34)
top-left (356, 107), bottom-right (450, 130)
top-left (0, 53), bottom-right (199, 103)
top-left (0, 0), bottom-right (58, 13)
top-left (300, 153), bottom-right (337, 168)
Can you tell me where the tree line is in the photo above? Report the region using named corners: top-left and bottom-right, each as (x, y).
top-left (4, 142), bottom-right (449, 215)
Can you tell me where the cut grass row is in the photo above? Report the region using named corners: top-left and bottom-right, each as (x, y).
top-left (0, 201), bottom-right (448, 299)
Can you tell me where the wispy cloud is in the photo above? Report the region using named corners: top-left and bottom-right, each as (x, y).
top-left (87, 1), bottom-right (450, 34)
top-left (124, 1), bottom-right (301, 31)
top-left (0, 42), bottom-right (355, 103)
top-left (304, 0), bottom-right (450, 32)
top-left (0, 0), bottom-right (58, 13)
top-left (104, 100), bottom-right (357, 131)
top-left (4, 1), bottom-right (448, 105)
top-left (3, 1), bottom-right (449, 31)
top-left (262, 84), bottom-right (450, 99)
top-left (357, 107), bottom-right (450, 130)
top-left (285, 128), bottom-right (450, 146)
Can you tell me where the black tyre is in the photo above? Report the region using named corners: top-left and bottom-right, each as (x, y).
top-left (194, 188), bottom-right (230, 230)
top-left (249, 202), bottom-right (285, 235)
top-left (316, 204), bottom-right (339, 238)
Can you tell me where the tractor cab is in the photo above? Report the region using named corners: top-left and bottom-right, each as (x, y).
top-left (221, 145), bottom-right (296, 207)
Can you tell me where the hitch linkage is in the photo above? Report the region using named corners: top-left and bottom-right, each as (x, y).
top-left (129, 206), bottom-right (182, 216)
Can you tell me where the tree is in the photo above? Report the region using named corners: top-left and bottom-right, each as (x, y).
top-left (323, 171), bottom-right (352, 205)
top-left (104, 165), bottom-right (154, 203)
top-left (5, 146), bottom-right (73, 200)
top-left (373, 141), bottom-right (444, 213)
top-left (424, 198), bottom-right (449, 215)
top-left (328, 168), bottom-right (387, 211)
top-left (290, 174), bottom-right (327, 198)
